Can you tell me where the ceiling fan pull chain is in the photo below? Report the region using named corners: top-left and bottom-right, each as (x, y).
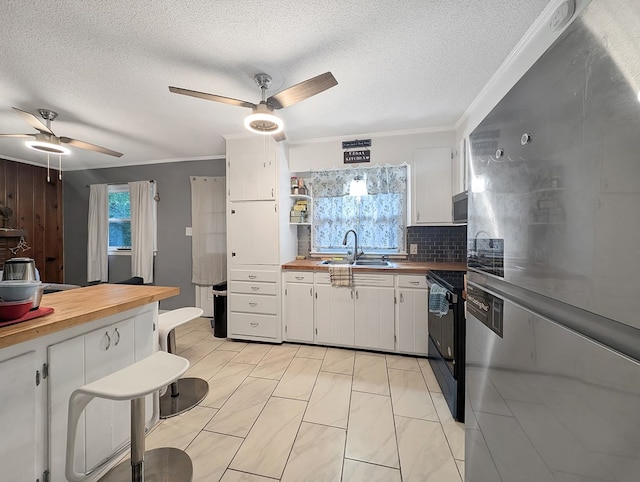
top-left (58, 153), bottom-right (62, 180)
top-left (47, 153), bottom-right (50, 183)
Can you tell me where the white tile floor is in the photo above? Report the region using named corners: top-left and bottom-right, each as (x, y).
top-left (144, 317), bottom-right (464, 481)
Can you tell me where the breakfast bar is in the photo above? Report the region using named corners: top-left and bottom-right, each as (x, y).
top-left (0, 284), bottom-right (179, 482)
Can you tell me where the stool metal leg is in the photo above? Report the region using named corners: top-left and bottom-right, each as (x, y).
top-left (99, 396), bottom-right (193, 482)
top-left (131, 398), bottom-right (145, 481)
top-left (159, 329), bottom-right (209, 419)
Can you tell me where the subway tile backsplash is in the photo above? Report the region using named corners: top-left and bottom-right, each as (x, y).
top-left (407, 225), bottom-right (467, 262)
top-left (296, 224), bottom-right (466, 262)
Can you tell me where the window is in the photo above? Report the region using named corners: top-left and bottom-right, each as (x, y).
top-left (108, 184), bottom-right (131, 251)
top-left (311, 165), bottom-right (408, 255)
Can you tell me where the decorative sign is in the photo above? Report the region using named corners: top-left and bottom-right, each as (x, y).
top-left (342, 139), bottom-right (371, 149)
top-left (344, 150), bottom-right (371, 164)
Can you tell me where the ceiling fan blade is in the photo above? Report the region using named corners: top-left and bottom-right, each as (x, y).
top-left (0, 133), bottom-right (35, 138)
top-left (273, 131), bottom-right (287, 142)
top-left (267, 72), bottom-right (338, 109)
top-left (12, 107), bottom-right (54, 135)
top-left (60, 137), bottom-right (123, 157)
top-left (169, 86), bottom-right (256, 109)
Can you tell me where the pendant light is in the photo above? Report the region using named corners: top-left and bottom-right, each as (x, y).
top-left (349, 176), bottom-right (368, 197)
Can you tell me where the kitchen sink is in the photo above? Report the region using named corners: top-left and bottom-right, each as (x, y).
top-left (319, 259), bottom-right (393, 267)
top-left (353, 260), bottom-right (392, 267)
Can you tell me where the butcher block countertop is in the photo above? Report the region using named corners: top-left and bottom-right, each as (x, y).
top-left (282, 259), bottom-right (467, 274)
top-left (0, 284), bottom-right (179, 349)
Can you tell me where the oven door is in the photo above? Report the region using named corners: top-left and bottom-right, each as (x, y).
top-left (427, 281), bottom-right (457, 376)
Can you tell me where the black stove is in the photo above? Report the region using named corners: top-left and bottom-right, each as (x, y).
top-left (427, 270), bottom-right (466, 422)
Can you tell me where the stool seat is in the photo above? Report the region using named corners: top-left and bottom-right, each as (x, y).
top-left (158, 307), bottom-right (204, 352)
top-left (157, 307), bottom-right (209, 419)
top-left (66, 352), bottom-right (191, 482)
top-left (75, 351), bottom-right (189, 401)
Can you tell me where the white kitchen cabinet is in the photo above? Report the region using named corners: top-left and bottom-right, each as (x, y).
top-left (283, 271), bottom-right (314, 342)
top-left (228, 266), bottom-right (280, 341)
top-left (227, 138), bottom-right (277, 201)
top-left (225, 135), bottom-right (297, 344)
top-left (48, 310), bottom-right (155, 481)
top-left (228, 201), bottom-right (280, 265)
top-left (412, 147), bottom-right (453, 224)
top-left (353, 273), bottom-right (396, 351)
top-left (397, 275), bottom-right (429, 355)
top-left (84, 318), bottom-right (135, 470)
top-left (314, 283), bottom-right (355, 347)
top-left (0, 350), bottom-right (38, 482)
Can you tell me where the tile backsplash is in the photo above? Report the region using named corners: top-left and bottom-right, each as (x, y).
top-left (295, 224), bottom-right (466, 262)
top-left (407, 225), bottom-right (467, 262)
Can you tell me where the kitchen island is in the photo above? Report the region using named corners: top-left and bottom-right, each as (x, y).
top-left (0, 283), bottom-right (179, 482)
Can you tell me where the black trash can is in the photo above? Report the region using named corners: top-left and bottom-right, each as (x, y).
top-left (211, 282), bottom-right (227, 338)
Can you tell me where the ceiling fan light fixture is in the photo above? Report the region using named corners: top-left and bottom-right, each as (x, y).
top-left (244, 112), bottom-right (284, 136)
top-left (25, 139), bottom-right (70, 156)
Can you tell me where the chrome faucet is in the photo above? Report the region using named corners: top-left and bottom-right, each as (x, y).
top-left (343, 229), bottom-right (359, 262)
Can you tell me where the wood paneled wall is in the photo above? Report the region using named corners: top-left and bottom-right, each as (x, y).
top-left (0, 158), bottom-right (63, 283)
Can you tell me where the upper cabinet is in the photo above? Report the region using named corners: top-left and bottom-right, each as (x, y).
top-left (411, 147), bottom-right (453, 225)
top-left (227, 136), bottom-right (278, 201)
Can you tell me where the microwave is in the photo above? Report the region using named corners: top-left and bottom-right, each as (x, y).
top-left (452, 191), bottom-right (468, 223)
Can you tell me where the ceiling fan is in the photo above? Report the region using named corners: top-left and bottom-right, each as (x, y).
top-left (0, 107), bottom-right (123, 157)
top-left (169, 71), bottom-right (338, 142)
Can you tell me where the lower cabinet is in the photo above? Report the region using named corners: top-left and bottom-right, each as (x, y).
top-left (283, 271), bottom-right (314, 342)
top-left (315, 283), bottom-right (355, 346)
top-left (353, 276), bottom-right (395, 351)
top-left (282, 270), bottom-right (430, 355)
top-left (228, 266), bottom-right (281, 342)
top-left (48, 309), bottom-right (155, 482)
top-left (0, 350), bottom-right (38, 482)
top-left (397, 275), bottom-right (429, 355)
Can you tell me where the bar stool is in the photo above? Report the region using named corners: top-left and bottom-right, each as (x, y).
top-left (66, 351), bottom-right (192, 482)
top-left (158, 307), bottom-right (209, 418)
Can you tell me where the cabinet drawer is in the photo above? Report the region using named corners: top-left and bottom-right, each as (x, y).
top-left (352, 273), bottom-right (394, 287)
top-left (229, 293), bottom-right (277, 315)
top-left (230, 269), bottom-right (277, 283)
top-left (229, 281), bottom-right (277, 296)
top-left (229, 312), bottom-right (278, 338)
top-left (398, 275), bottom-right (428, 289)
top-left (284, 271), bottom-right (314, 283)
top-left (315, 272), bottom-right (331, 285)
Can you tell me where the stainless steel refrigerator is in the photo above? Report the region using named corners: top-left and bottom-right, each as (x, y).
top-left (465, 1), bottom-right (640, 480)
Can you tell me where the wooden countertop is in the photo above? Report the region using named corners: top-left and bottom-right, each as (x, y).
top-left (282, 259), bottom-right (467, 274)
top-left (0, 284), bottom-right (179, 350)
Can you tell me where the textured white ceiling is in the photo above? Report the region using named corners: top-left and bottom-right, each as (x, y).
top-left (0, 0), bottom-right (550, 170)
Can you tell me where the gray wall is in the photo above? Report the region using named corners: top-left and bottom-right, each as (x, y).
top-left (63, 159), bottom-right (226, 309)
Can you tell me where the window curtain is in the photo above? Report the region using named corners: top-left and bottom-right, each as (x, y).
top-left (129, 181), bottom-right (156, 283)
top-left (87, 184), bottom-right (108, 282)
top-left (311, 165), bottom-right (407, 251)
top-left (190, 176), bottom-right (226, 285)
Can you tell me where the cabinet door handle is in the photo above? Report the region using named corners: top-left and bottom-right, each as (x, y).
top-left (114, 328), bottom-right (121, 346)
top-left (231, 209), bottom-right (236, 214)
top-left (104, 331), bottom-right (111, 350)
top-left (249, 302), bottom-right (257, 307)
top-left (309, 287), bottom-right (313, 296)
top-left (295, 276), bottom-right (304, 280)
top-left (356, 290), bottom-right (359, 300)
top-left (248, 275), bottom-right (257, 279)
top-left (351, 290), bottom-right (354, 299)
top-left (271, 188), bottom-right (274, 197)
top-left (409, 281), bottom-right (419, 286)
top-left (400, 293), bottom-right (404, 303)
top-left (250, 322), bottom-right (259, 327)
top-left (251, 286), bottom-right (260, 291)
top-left (417, 211), bottom-right (420, 221)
